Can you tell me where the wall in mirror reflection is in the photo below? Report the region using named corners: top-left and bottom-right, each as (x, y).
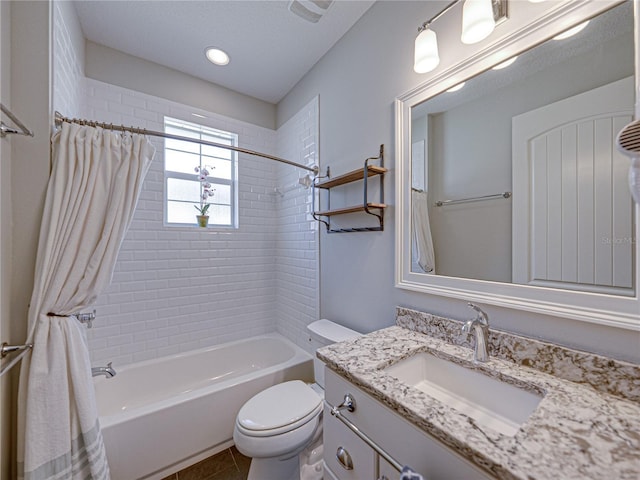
top-left (410, 1), bottom-right (635, 297)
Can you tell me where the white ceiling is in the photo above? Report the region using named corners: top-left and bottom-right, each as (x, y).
top-left (73, 0), bottom-right (376, 104)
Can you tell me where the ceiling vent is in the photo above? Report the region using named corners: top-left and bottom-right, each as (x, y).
top-left (288, 0), bottom-right (334, 23)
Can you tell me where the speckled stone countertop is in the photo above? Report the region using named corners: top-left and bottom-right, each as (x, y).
top-left (317, 314), bottom-right (640, 479)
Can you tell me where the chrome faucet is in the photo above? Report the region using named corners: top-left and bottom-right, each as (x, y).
top-left (91, 362), bottom-right (116, 378)
top-left (461, 303), bottom-right (490, 363)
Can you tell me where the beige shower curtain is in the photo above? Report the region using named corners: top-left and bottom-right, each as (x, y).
top-left (412, 189), bottom-right (436, 273)
top-left (17, 122), bottom-right (155, 479)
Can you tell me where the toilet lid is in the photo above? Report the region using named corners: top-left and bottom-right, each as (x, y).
top-left (237, 380), bottom-right (322, 433)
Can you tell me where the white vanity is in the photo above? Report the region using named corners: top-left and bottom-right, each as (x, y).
top-left (323, 368), bottom-right (491, 480)
top-left (318, 307), bottom-right (640, 480)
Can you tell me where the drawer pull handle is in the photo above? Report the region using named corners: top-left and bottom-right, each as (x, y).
top-left (336, 446), bottom-right (354, 470)
top-left (332, 393), bottom-right (356, 413)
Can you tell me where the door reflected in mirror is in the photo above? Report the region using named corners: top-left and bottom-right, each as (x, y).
top-left (410, 1), bottom-right (635, 297)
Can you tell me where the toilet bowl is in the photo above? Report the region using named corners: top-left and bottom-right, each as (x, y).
top-left (233, 320), bottom-right (361, 480)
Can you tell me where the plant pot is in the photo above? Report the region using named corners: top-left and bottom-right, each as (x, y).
top-left (196, 215), bottom-right (209, 228)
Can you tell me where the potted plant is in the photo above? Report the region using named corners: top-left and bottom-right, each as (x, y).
top-left (195, 166), bottom-right (215, 227)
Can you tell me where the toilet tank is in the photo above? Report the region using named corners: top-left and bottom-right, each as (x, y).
top-left (307, 319), bottom-right (361, 388)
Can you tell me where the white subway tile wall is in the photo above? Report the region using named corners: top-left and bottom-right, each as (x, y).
top-left (53, 5), bottom-right (318, 366)
top-left (83, 80), bottom-right (319, 365)
top-left (275, 97), bottom-right (320, 353)
top-left (53, 1), bottom-right (85, 117)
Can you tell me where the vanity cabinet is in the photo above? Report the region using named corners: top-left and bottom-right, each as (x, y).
top-left (323, 368), bottom-right (492, 480)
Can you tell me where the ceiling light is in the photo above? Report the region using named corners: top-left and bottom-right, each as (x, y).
top-left (205, 47), bottom-right (230, 66)
top-left (192, 113), bottom-right (207, 119)
top-left (461, 0), bottom-right (496, 44)
top-left (414, 26), bottom-right (440, 73)
top-left (447, 82), bottom-right (466, 92)
top-left (492, 55), bottom-right (518, 70)
top-left (413, 0), bottom-right (508, 74)
top-left (553, 21), bottom-right (589, 40)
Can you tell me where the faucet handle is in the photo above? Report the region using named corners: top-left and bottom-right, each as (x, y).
top-left (467, 302), bottom-right (489, 325)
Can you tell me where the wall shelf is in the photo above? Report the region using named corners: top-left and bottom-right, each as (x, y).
top-left (315, 165), bottom-right (387, 189)
top-left (313, 145), bottom-right (386, 233)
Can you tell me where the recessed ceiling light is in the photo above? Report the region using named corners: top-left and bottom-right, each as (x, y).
top-left (192, 113), bottom-right (207, 119)
top-left (205, 47), bottom-right (230, 66)
top-left (447, 82), bottom-right (465, 93)
top-left (492, 56), bottom-right (518, 70)
top-left (553, 21), bottom-right (589, 40)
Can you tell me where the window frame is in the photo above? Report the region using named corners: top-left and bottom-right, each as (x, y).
top-left (163, 116), bottom-right (239, 229)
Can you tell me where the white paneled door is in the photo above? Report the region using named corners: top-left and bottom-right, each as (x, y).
top-left (513, 76), bottom-right (634, 295)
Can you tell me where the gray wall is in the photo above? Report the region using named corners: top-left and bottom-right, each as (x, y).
top-left (0, 3), bottom-right (11, 477)
top-left (277, 1), bottom-right (640, 362)
top-left (428, 32), bottom-right (633, 282)
top-left (85, 42), bottom-right (277, 130)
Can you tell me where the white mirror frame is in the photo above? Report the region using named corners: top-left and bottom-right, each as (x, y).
top-left (395, 0), bottom-right (640, 331)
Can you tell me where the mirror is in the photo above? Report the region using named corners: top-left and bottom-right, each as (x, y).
top-left (396, 1), bottom-right (640, 329)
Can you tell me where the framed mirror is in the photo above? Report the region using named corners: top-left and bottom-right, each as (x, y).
top-left (395, 0), bottom-right (639, 330)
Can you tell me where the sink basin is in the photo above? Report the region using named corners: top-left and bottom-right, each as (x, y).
top-left (384, 352), bottom-right (543, 436)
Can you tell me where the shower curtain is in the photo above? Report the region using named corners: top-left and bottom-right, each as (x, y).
top-left (17, 122), bottom-right (155, 479)
top-left (412, 189), bottom-right (436, 273)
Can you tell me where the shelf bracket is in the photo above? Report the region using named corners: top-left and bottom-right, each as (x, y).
top-left (313, 145), bottom-right (385, 233)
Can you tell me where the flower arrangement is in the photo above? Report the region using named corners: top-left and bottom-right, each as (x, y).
top-left (194, 166), bottom-right (215, 216)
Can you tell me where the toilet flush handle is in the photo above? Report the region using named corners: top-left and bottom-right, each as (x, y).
top-left (331, 393), bottom-right (356, 414)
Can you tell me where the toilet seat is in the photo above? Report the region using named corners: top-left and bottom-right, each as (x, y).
top-left (236, 380), bottom-right (322, 437)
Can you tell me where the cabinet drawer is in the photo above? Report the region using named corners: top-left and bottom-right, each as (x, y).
top-left (323, 405), bottom-right (376, 480)
top-left (325, 368), bottom-right (493, 479)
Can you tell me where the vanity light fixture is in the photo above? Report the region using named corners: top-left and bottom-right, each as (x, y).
top-left (414, 26), bottom-right (441, 73)
top-left (492, 55), bottom-right (518, 70)
top-left (461, 0), bottom-right (496, 44)
top-left (414, 0), bottom-right (508, 74)
top-left (553, 21), bottom-right (590, 40)
top-left (205, 47), bottom-right (230, 66)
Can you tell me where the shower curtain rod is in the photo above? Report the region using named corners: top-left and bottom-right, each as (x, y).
top-left (54, 111), bottom-right (319, 175)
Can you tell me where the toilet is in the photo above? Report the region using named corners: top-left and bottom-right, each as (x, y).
top-left (233, 319), bottom-right (361, 480)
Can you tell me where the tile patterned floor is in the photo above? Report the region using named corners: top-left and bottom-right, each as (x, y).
top-left (161, 446), bottom-right (250, 480)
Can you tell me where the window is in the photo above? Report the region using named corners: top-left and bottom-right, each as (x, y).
top-left (164, 117), bottom-right (238, 227)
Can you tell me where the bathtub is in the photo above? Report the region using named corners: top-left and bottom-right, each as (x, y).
top-left (93, 333), bottom-right (313, 480)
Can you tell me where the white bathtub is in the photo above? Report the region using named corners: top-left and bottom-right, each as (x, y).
top-left (94, 333), bottom-right (313, 480)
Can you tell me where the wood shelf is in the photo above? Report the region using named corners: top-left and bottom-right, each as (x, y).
top-left (314, 165), bottom-right (387, 189)
top-left (315, 203), bottom-right (387, 217)
top-left (312, 145), bottom-right (385, 233)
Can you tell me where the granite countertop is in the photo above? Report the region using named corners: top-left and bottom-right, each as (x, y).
top-left (317, 325), bottom-right (640, 480)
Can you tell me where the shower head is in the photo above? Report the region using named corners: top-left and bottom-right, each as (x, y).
top-left (298, 174), bottom-right (313, 188)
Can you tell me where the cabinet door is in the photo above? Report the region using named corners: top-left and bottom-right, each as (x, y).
top-left (323, 405), bottom-right (376, 480)
top-left (325, 368), bottom-right (493, 480)
top-left (378, 454), bottom-right (400, 480)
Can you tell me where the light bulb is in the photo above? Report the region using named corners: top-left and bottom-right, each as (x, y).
top-left (447, 82), bottom-right (466, 93)
top-left (205, 47), bottom-right (230, 66)
top-left (492, 56), bottom-right (518, 70)
top-left (553, 21), bottom-right (589, 40)
top-left (414, 27), bottom-right (440, 74)
top-left (461, 0), bottom-right (496, 45)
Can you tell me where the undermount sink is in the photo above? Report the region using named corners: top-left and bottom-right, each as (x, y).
top-left (384, 352), bottom-right (543, 436)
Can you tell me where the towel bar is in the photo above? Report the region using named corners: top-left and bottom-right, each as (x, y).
top-left (435, 191), bottom-right (511, 207)
top-left (330, 402), bottom-right (403, 473)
